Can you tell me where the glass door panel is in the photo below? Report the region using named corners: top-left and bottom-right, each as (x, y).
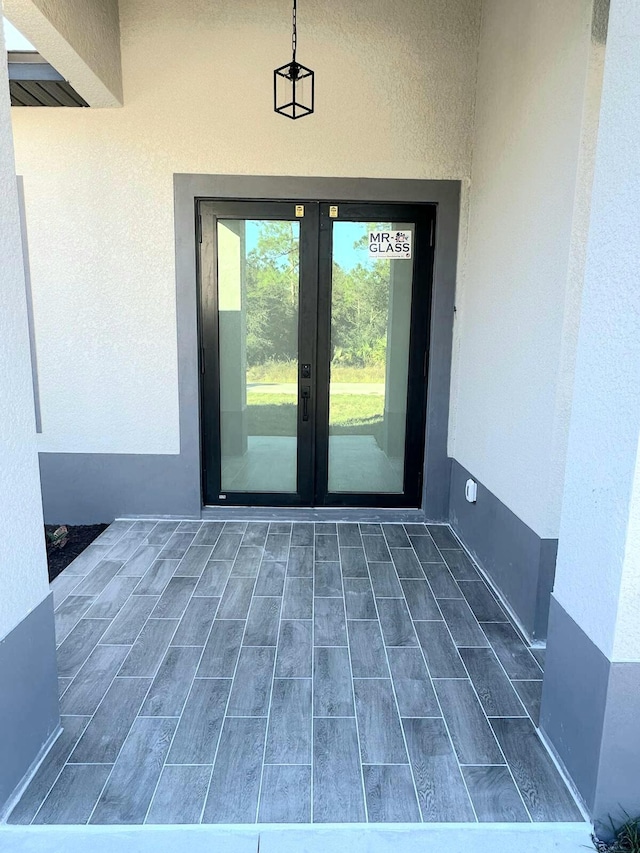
top-left (200, 200), bottom-right (432, 509)
top-left (327, 221), bottom-right (414, 494)
top-left (217, 219), bottom-right (300, 493)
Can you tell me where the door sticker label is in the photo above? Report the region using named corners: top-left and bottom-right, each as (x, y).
top-left (368, 230), bottom-right (412, 259)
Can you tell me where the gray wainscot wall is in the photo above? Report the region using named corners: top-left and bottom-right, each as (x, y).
top-left (541, 595), bottom-right (640, 831)
top-left (39, 175), bottom-right (460, 526)
top-left (0, 594), bottom-right (60, 816)
top-left (448, 459), bottom-right (557, 642)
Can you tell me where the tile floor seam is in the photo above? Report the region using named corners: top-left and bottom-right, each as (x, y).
top-left (426, 527), bottom-right (534, 822)
top-left (365, 526), bottom-right (423, 822)
top-left (53, 543), bottom-right (129, 637)
top-left (254, 526), bottom-right (291, 823)
top-left (84, 616), bottom-right (176, 824)
top-left (36, 521), bottom-right (581, 827)
top-left (54, 615), bottom-right (111, 653)
top-left (51, 573), bottom-right (85, 612)
top-left (426, 533), bottom-right (528, 817)
top-left (339, 532), bottom-right (370, 824)
top-left (24, 716), bottom-right (95, 824)
top-left (87, 520), bottom-right (137, 562)
top-left (389, 526), bottom-right (478, 820)
top-left (443, 525), bottom-right (545, 665)
top-left (401, 526), bottom-right (480, 822)
top-left (101, 520), bottom-right (160, 566)
top-left (312, 715), bottom-right (356, 719)
top-left (458, 603), bottom-right (542, 734)
top-left (45, 584), bottom-right (156, 823)
top-left (92, 525), bottom-right (216, 825)
top-left (145, 525), bottom-right (234, 823)
top-left (197, 538), bottom-right (260, 824)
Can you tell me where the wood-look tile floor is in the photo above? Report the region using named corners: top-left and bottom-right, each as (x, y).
top-left (9, 520), bottom-right (584, 825)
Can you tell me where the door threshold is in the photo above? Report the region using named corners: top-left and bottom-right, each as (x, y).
top-left (200, 506), bottom-right (427, 522)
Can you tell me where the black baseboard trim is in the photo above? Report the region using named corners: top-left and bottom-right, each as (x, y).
top-left (0, 594), bottom-right (59, 814)
top-left (448, 459), bottom-right (557, 641)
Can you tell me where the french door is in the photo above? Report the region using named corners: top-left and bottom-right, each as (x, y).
top-left (198, 200), bottom-right (435, 507)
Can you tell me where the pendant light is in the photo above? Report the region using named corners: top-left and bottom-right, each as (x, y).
top-left (274, 0), bottom-right (315, 119)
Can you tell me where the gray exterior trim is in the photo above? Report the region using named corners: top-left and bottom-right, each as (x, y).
top-left (449, 458), bottom-right (557, 641)
top-left (540, 596), bottom-right (609, 814)
top-left (39, 452), bottom-right (202, 524)
top-left (0, 594), bottom-right (59, 814)
top-left (541, 595), bottom-right (640, 831)
top-left (596, 660), bottom-right (640, 830)
top-left (7, 53), bottom-right (64, 81)
top-left (17, 177), bottom-right (41, 434)
top-left (177, 174), bottom-right (459, 521)
top-left (40, 175), bottom-right (460, 524)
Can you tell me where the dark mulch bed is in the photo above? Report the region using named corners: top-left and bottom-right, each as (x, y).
top-left (45, 524), bottom-right (108, 582)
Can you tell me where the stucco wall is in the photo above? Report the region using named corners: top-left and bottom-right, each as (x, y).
top-left (11, 0), bottom-right (481, 457)
top-left (449, 0), bottom-right (597, 540)
top-left (5, 0), bottom-right (123, 105)
top-left (0, 27), bottom-right (50, 641)
top-left (553, 0), bottom-right (640, 662)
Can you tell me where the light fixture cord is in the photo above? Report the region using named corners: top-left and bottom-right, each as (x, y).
top-left (292, 0), bottom-right (297, 62)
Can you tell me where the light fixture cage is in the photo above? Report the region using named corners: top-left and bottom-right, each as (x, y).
top-left (274, 0), bottom-right (314, 119)
top-left (274, 60), bottom-right (315, 119)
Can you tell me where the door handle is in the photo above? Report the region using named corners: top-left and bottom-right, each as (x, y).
top-left (301, 385), bottom-right (311, 421)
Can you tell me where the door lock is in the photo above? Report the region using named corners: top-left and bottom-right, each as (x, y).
top-left (301, 363), bottom-right (311, 379)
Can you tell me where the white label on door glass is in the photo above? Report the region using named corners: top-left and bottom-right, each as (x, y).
top-left (368, 230), bottom-right (412, 259)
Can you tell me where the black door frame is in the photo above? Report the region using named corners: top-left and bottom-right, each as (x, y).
top-left (315, 202), bottom-right (435, 508)
top-left (197, 196), bottom-right (437, 509)
top-left (199, 200), bottom-right (319, 507)
top-left (168, 175), bottom-right (460, 522)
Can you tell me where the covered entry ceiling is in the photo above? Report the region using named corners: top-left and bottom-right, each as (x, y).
top-left (8, 52), bottom-right (87, 107)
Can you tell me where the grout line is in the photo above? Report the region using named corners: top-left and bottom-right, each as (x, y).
top-left (149, 580), bottom-right (226, 821)
top-left (397, 525), bottom-right (480, 822)
top-left (197, 533), bottom-right (260, 824)
top-left (36, 529), bottom-right (166, 825)
top-left (338, 526), bottom-right (370, 823)
top-left (85, 633), bottom-right (176, 821)
top-left (443, 525), bottom-right (545, 657)
top-left (254, 526), bottom-right (290, 822)
top-left (423, 528), bottom-right (534, 822)
top-left (383, 525), bottom-right (472, 823)
top-left (312, 715), bottom-right (356, 719)
top-left (87, 523), bottom-right (216, 825)
top-left (27, 715), bottom-right (95, 824)
top-left (50, 523), bottom-right (137, 613)
top-left (54, 598), bottom-right (101, 647)
top-left (39, 521), bottom-right (561, 827)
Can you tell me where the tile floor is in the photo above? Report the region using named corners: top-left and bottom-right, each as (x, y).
top-left (9, 520), bottom-right (583, 825)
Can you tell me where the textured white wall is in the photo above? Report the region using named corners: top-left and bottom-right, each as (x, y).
top-left (11, 0), bottom-right (482, 456)
top-left (554, 0), bottom-right (640, 662)
top-left (5, 0), bottom-right (122, 105)
top-left (450, 0), bottom-right (597, 539)
top-left (0, 26), bottom-right (50, 641)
